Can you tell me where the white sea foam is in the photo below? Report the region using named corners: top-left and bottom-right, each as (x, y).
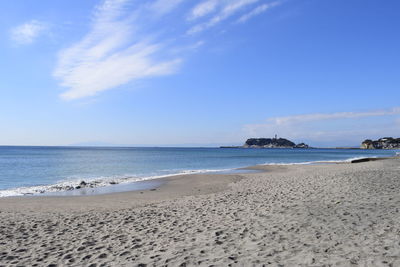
top-left (0, 168), bottom-right (232, 198)
top-left (0, 154), bottom-right (393, 197)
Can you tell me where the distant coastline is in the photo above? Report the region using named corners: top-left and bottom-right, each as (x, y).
top-left (219, 146), bottom-right (400, 151)
top-left (221, 136), bottom-right (400, 150)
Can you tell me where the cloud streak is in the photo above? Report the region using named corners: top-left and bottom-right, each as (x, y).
top-left (188, 0), bottom-right (219, 20)
top-left (54, 0), bottom-right (282, 100)
top-left (150, 0), bottom-right (185, 15)
top-left (11, 20), bottom-right (47, 44)
top-left (188, 0), bottom-right (263, 34)
top-left (244, 107), bottom-right (400, 146)
top-left (237, 1), bottom-right (281, 23)
top-left (270, 107), bottom-right (400, 125)
top-left (54, 0), bottom-right (183, 100)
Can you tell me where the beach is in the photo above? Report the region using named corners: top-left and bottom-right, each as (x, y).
top-left (1, 158), bottom-right (399, 266)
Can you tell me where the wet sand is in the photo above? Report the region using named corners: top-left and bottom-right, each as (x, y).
top-left (0, 159), bottom-right (399, 266)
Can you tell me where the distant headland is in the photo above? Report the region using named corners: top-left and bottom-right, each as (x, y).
top-left (221, 136), bottom-right (400, 149)
top-left (361, 137), bottom-right (400, 149)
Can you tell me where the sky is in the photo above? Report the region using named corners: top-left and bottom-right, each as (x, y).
top-left (0, 0), bottom-right (399, 147)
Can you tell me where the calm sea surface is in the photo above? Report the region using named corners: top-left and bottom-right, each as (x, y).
top-left (0, 146), bottom-right (397, 197)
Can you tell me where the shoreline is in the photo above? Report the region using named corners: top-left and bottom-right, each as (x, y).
top-left (1, 158), bottom-right (400, 265)
top-left (1, 155), bottom-right (397, 198)
top-left (0, 156), bottom-right (397, 208)
top-left (0, 167), bottom-right (261, 199)
top-left (0, 171), bottom-right (245, 212)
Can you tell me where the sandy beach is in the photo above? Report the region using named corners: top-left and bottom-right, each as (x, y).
top-left (1, 158), bottom-right (400, 266)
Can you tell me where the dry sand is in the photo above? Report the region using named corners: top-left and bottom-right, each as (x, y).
top-left (0, 159), bottom-right (400, 266)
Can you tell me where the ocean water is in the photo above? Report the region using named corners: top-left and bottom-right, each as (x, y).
top-left (0, 146), bottom-right (397, 197)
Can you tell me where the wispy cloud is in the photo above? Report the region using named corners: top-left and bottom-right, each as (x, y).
top-left (150, 0), bottom-right (185, 15)
top-left (188, 0), bottom-right (219, 20)
top-left (244, 107), bottom-right (400, 145)
top-left (54, 0), bottom-right (283, 100)
top-left (237, 1), bottom-right (281, 23)
top-left (10, 20), bottom-right (47, 45)
top-left (270, 107), bottom-right (400, 125)
top-left (54, 0), bottom-right (183, 100)
top-left (188, 0), bottom-right (262, 34)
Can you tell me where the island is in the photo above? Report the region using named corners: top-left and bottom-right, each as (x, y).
top-left (361, 137), bottom-right (400, 149)
top-left (221, 137), bottom-right (310, 149)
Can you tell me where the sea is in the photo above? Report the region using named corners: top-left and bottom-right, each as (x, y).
top-left (0, 146), bottom-right (398, 197)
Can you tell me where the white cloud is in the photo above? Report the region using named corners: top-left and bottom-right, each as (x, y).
top-left (149, 0), bottom-right (185, 15)
top-left (237, 1), bottom-right (280, 23)
top-left (58, 43), bottom-right (181, 100)
top-left (54, 0), bottom-right (183, 100)
top-left (188, 0), bottom-right (261, 34)
top-left (270, 107), bottom-right (400, 125)
top-left (11, 20), bottom-right (46, 44)
top-left (54, 0), bottom-right (283, 100)
top-left (189, 0), bottom-right (219, 20)
top-left (243, 107), bottom-right (400, 146)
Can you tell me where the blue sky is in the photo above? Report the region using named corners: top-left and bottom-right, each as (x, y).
top-left (1, 0), bottom-right (399, 147)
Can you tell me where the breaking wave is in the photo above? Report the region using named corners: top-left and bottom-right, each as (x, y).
top-left (0, 168), bottom-right (232, 197)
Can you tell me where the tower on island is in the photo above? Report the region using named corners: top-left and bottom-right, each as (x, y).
top-left (274, 134), bottom-right (277, 139)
